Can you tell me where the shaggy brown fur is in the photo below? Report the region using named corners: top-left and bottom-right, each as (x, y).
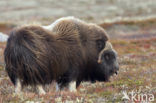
top-left (4, 20), bottom-right (85, 91)
top-left (52, 18), bottom-right (109, 60)
top-left (4, 17), bottom-right (118, 94)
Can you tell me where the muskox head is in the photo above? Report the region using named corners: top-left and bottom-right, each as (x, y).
top-left (97, 41), bottom-right (119, 81)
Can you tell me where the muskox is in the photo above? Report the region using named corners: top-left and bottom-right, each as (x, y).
top-left (4, 17), bottom-right (119, 94)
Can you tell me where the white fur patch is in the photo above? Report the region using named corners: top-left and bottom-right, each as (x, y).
top-left (37, 85), bottom-right (46, 95)
top-left (68, 81), bottom-right (77, 92)
top-left (42, 16), bottom-right (82, 31)
top-left (15, 79), bottom-right (22, 93)
top-left (0, 32), bottom-right (8, 42)
top-left (55, 83), bottom-right (60, 91)
top-left (42, 25), bottom-right (53, 31)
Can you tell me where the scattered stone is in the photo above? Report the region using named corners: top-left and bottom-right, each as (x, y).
top-left (0, 32), bottom-right (8, 42)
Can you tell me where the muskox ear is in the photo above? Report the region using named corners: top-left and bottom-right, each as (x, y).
top-left (96, 39), bottom-right (106, 52)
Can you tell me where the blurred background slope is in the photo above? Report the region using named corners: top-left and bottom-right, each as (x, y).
top-left (0, 0), bottom-right (156, 23)
top-left (0, 0), bottom-right (156, 39)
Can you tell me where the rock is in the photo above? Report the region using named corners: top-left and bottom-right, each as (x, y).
top-left (0, 32), bottom-right (8, 42)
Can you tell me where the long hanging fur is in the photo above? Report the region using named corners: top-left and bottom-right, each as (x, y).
top-left (4, 20), bottom-right (85, 87)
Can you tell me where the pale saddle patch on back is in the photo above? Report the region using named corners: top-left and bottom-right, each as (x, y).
top-left (41, 16), bottom-right (83, 31)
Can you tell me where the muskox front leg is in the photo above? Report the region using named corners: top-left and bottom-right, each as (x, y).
top-left (15, 79), bottom-right (22, 93)
top-left (56, 69), bottom-right (78, 92)
top-left (68, 81), bottom-right (77, 92)
top-left (36, 85), bottom-right (46, 95)
top-left (55, 83), bottom-right (61, 91)
top-left (55, 82), bottom-right (67, 91)
top-left (56, 81), bottom-right (77, 92)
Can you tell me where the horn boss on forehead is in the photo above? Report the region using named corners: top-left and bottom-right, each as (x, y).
top-left (98, 41), bottom-right (113, 64)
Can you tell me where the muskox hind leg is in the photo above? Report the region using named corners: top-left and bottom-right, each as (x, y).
top-left (14, 79), bottom-right (46, 95)
top-left (15, 79), bottom-right (22, 93)
top-left (36, 85), bottom-right (46, 95)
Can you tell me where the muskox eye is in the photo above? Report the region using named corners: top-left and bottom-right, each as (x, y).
top-left (96, 40), bottom-right (105, 51)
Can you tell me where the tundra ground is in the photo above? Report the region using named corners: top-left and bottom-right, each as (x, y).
top-left (0, 20), bottom-right (155, 102)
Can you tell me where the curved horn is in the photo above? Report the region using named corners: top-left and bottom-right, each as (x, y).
top-left (97, 41), bottom-right (113, 63)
